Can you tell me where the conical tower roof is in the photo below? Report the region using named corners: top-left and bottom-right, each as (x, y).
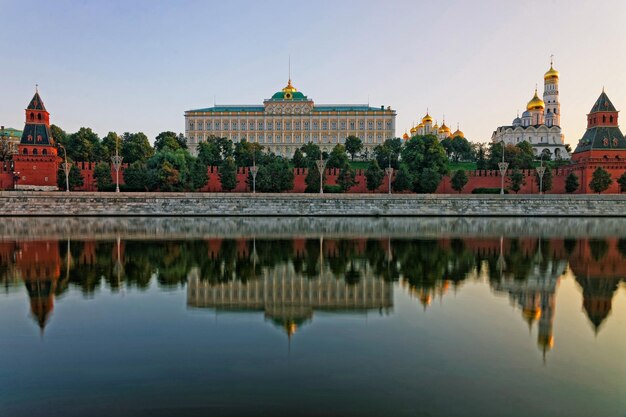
top-left (27, 91), bottom-right (47, 111)
top-left (589, 90), bottom-right (617, 113)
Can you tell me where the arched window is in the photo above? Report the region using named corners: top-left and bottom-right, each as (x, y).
top-left (603, 115), bottom-right (606, 123)
top-left (32, 149), bottom-right (38, 155)
top-left (37, 113), bottom-right (42, 121)
top-left (42, 149), bottom-right (47, 155)
top-left (22, 148), bottom-right (28, 155)
top-left (610, 115), bottom-right (614, 123)
top-left (30, 113), bottom-right (34, 121)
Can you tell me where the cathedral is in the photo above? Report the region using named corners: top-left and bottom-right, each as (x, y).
top-left (404, 112), bottom-right (465, 141)
top-left (491, 60), bottom-right (570, 160)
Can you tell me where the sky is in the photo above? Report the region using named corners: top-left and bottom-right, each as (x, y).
top-left (1, 0), bottom-right (625, 146)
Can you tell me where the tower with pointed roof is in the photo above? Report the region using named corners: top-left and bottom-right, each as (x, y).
top-left (13, 89), bottom-right (59, 190)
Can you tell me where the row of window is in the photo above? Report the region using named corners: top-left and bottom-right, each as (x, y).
top-left (187, 119), bottom-right (393, 132)
top-left (21, 148), bottom-right (49, 155)
top-left (189, 133), bottom-right (385, 144)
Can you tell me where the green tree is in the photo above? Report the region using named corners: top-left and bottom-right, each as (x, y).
top-left (154, 131), bottom-right (186, 152)
top-left (0, 136), bottom-right (14, 161)
top-left (488, 142), bottom-right (534, 170)
top-left (121, 132), bottom-right (154, 164)
top-left (299, 142), bottom-right (321, 164)
top-left (292, 148), bottom-right (306, 168)
top-left (305, 163), bottom-right (323, 193)
top-left (219, 156), bottom-right (237, 191)
top-left (57, 164), bottom-right (84, 191)
top-left (344, 136), bottom-right (363, 160)
top-left (451, 137), bottom-right (473, 162)
top-left (100, 132), bottom-right (121, 162)
top-left (51, 125), bottom-right (68, 148)
top-left (589, 167), bottom-right (613, 193)
top-left (255, 155), bottom-right (294, 192)
top-left (197, 136), bottom-right (233, 166)
top-left (373, 138), bottom-right (402, 169)
top-left (66, 127), bottom-right (100, 161)
top-left (418, 168), bottom-right (442, 193)
top-left (190, 158), bottom-right (209, 191)
top-left (451, 169), bottom-right (468, 193)
top-left (93, 162), bottom-right (113, 191)
top-left (145, 148), bottom-right (196, 191)
top-left (536, 167), bottom-right (553, 192)
top-left (123, 161), bottom-right (149, 191)
top-left (565, 172), bottom-right (580, 193)
top-left (508, 169), bottom-right (525, 194)
top-left (474, 143), bottom-right (488, 170)
top-left (617, 171), bottom-right (626, 193)
top-left (234, 139), bottom-right (262, 167)
top-left (327, 144), bottom-right (350, 169)
top-left (392, 164), bottom-right (413, 192)
top-left (337, 164), bottom-right (356, 192)
top-left (365, 160), bottom-right (384, 191)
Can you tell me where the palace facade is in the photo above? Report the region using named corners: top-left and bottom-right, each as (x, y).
top-left (491, 61), bottom-right (570, 160)
top-left (184, 79), bottom-right (396, 157)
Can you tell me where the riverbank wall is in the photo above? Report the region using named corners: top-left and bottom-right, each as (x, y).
top-left (0, 192), bottom-right (625, 217)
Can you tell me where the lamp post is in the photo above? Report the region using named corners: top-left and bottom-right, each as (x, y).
top-left (498, 141), bottom-right (508, 195)
top-left (385, 160), bottom-right (394, 195)
top-left (249, 159), bottom-right (259, 194)
top-left (315, 155), bottom-right (327, 194)
top-left (12, 171), bottom-right (20, 190)
top-left (536, 154), bottom-right (546, 195)
top-left (58, 144), bottom-right (70, 192)
top-left (111, 136), bottom-right (123, 193)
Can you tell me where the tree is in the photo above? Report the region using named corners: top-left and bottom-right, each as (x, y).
top-left (219, 156), bottom-right (237, 191)
top-left (565, 172), bottom-right (580, 193)
top-left (121, 132), bottom-right (154, 164)
top-left (123, 161), bottom-right (149, 191)
top-left (100, 132), bottom-right (121, 162)
top-left (51, 125), bottom-right (68, 148)
top-left (337, 165), bottom-right (356, 192)
top-left (365, 160), bottom-right (384, 191)
top-left (66, 127), bottom-right (100, 161)
top-left (255, 155), bottom-right (294, 192)
top-left (488, 142), bottom-right (534, 170)
top-left (508, 169), bottom-right (525, 194)
top-left (305, 163), bottom-right (323, 193)
top-left (292, 148), bottom-right (306, 168)
top-left (418, 168), bottom-right (442, 193)
top-left (197, 136), bottom-right (233, 166)
top-left (373, 138), bottom-right (402, 169)
top-left (327, 144), bottom-right (349, 169)
top-left (93, 162), bottom-right (113, 191)
top-left (618, 171), bottom-right (626, 193)
top-left (451, 170), bottom-right (468, 193)
top-left (589, 167), bottom-right (613, 193)
top-left (392, 164), bottom-right (413, 192)
top-left (57, 164), bottom-right (84, 191)
top-left (145, 148), bottom-right (196, 191)
top-left (190, 158), bottom-right (209, 191)
top-left (474, 143), bottom-right (488, 170)
top-left (0, 136), bottom-right (14, 161)
top-left (234, 139), bottom-right (262, 167)
top-left (344, 136), bottom-right (363, 160)
top-left (299, 142), bottom-right (321, 164)
top-left (535, 167), bottom-right (553, 193)
top-left (154, 131), bottom-right (186, 152)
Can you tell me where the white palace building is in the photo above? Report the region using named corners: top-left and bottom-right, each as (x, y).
top-left (185, 78), bottom-right (396, 157)
top-left (491, 60), bottom-right (570, 160)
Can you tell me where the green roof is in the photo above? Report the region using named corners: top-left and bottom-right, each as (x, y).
top-left (0, 127), bottom-right (22, 137)
top-left (270, 91), bottom-right (308, 100)
top-left (187, 104), bottom-right (390, 113)
top-left (573, 126), bottom-right (626, 153)
top-left (313, 105), bottom-right (388, 112)
top-left (589, 91), bottom-right (617, 113)
top-left (187, 105), bottom-right (264, 113)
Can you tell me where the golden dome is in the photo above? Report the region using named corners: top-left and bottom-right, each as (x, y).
top-left (417, 123), bottom-right (424, 129)
top-left (452, 129), bottom-right (465, 138)
top-left (422, 113), bottom-right (433, 123)
top-left (522, 307), bottom-right (542, 323)
top-left (403, 131), bottom-right (410, 140)
top-left (527, 89), bottom-right (545, 111)
top-left (410, 126), bottom-right (417, 134)
top-left (544, 65), bottom-right (559, 80)
top-left (282, 79), bottom-right (297, 94)
top-left (432, 122), bottom-right (439, 130)
top-left (440, 122), bottom-right (450, 133)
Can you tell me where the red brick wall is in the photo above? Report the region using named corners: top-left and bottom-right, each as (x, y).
top-left (13, 154), bottom-right (58, 189)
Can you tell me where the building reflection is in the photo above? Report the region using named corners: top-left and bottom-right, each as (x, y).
top-left (0, 235), bottom-right (624, 351)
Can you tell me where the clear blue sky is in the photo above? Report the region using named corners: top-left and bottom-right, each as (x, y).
top-left (1, 0), bottom-right (625, 146)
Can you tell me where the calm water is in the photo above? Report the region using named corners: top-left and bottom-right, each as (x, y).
top-left (1, 218), bottom-right (625, 417)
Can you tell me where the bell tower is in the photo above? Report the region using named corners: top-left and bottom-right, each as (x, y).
top-left (543, 56), bottom-right (561, 126)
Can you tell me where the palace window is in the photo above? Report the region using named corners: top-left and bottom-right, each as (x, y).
top-left (206, 121), bottom-right (211, 130)
top-left (368, 121), bottom-right (373, 129)
top-left (285, 121), bottom-right (291, 129)
top-left (377, 121), bottom-right (383, 129)
top-left (350, 121), bottom-right (355, 130)
top-left (267, 121), bottom-right (273, 130)
top-left (359, 121), bottom-right (365, 129)
top-left (249, 121), bottom-right (255, 131)
top-left (232, 121), bottom-right (238, 131)
top-left (295, 121), bottom-right (301, 130)
top-left (276, 122), bottom-right (282, 131)
top-left (189, 122), bottom-right (195, 130)
top-left (313, 121), bottom-right (319, 130)
top-left (258, 121), bottom-right (264, 130)
top-left (322, 121), bottom-right (328, 130)
top-left (304, 121), bottom-right (310, 130)
top-left (340, 121), bottom-right (346, 130)
top-left (331, 122), bottom-right (337, 130)
top-left (386, 121), bottom-right (392, 129)
top-left (241, 121), bottom-right (246, 131)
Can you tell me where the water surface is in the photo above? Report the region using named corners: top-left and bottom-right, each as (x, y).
top-left (1, 218), bottom-right (625, 417)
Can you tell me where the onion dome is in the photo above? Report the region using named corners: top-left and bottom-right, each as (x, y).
top-left (512, 117), bottom-right (522, 127)
top-left (402, 131), bottom-right (410, 140)
top-left (282, 79), bottom-right (297, 94)
top-left (422, 113), bottom-right (433, 123)
top-left (452, 128), bottom-right (465, 138)
top-left (440, 122), bottom-right (451, 133)
top-left (527, 89), bottom-right (545, 111)
top-left (544, 64), bottom-right (559, 81)
top-left (417, 122), bottom-right (424, 129)
top-left (432, 121), bottom-right (439, 130)
top-left (410, 125), bottom-right (417, 135)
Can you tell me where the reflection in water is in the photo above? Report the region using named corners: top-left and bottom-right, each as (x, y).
top-left (1, 234), bottom-right (625, 357)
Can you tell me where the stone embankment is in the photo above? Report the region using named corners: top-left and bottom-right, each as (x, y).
top-left (0, 191), bottom-right (625, 217)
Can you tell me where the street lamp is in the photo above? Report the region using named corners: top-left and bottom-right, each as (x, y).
top-left (249, 159), bottom-right (259, 194)
top-left (385, 160), bottom-right (394, 195)
top-left (315, 154), bottom-right (327, 194)
top-left (498, 141), bottom-right (508, 195)
top-left (111, 136), bottom-right (123, 193)
top-left (536, 153), bottom-right (546, 195)
top-left (12, 171), bottom-right (20, 190)
top-left (58, 144), bottom-right (70, 192)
